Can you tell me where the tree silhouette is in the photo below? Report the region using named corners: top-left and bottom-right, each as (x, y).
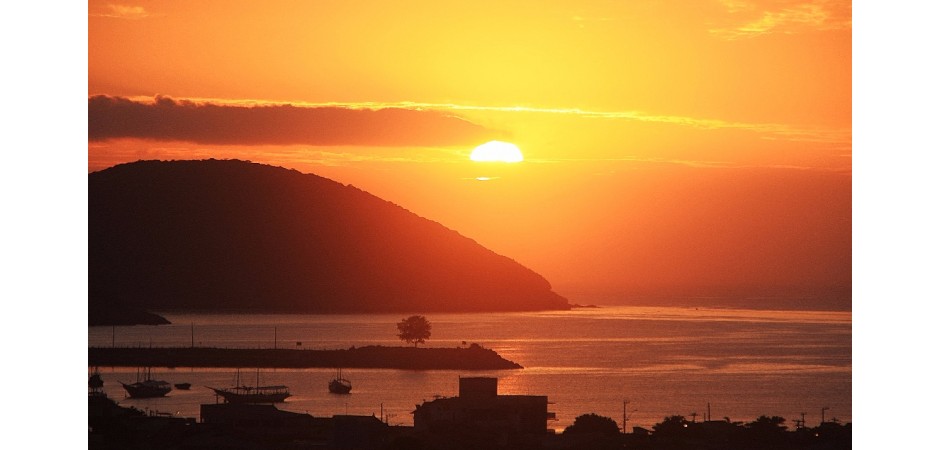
top-left (652, 415), bottom-right (689, 437)
top-left (397, 315), bottom-right (431, 347)
top-left (746, 415), bottom-right (787, 433)
top-left (564, 413), bottom-right (620, 435)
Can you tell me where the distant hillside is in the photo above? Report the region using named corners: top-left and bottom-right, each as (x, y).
top-left (89, 159), bottom-right (569, 322)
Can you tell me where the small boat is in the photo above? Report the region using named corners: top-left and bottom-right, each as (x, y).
top-left (329, 369), bottom-right (352, 394)
top-left (120, 368), bottom-right (172, 398)
top-left (174, 383), bottom-right (192, 390)
top-left (208, 369), bottom-right (290, 403)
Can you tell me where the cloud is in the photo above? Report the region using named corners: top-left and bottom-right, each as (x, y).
top-left (521, 156), bottom-right (850, 173)
top-left (402, 101), bottom-right (847, 144)
top-left (716, 0), bottom-right (755, 14)
top-left (710, 0), bottom-right (851, 39)
top-left (90, 4), bottom-right (153, 19)
top-left (92, 95), bottom-right (848, 148)
top-left (88, 95), bottom-right (500, 147)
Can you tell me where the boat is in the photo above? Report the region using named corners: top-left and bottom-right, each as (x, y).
top-left (208, 369), bottom-right (290, 403)
top-left (120, 368), bottom-right (172, 398)
top-left (174, 383), bottom-right (192, 390)
top-left (210, 384), bottom-right (290, 403)
top-left (329, 369), bottom-right (352, 394)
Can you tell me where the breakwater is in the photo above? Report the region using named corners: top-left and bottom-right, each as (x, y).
top-left (88, 344), bottom-right (522, 370)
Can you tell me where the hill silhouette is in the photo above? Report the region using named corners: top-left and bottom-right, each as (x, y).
top-left (89, 159), bottom-right (569, 321)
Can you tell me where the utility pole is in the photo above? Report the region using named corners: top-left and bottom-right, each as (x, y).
top-left (707, 402), bottom-right (711, 422)
top-left (622, 400), bottom-right (629, 434)
top-left (821, 407), bottom-right (830, 426)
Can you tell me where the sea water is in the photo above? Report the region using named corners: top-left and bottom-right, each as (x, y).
top-left (87, 306), bottom-right (851, 431)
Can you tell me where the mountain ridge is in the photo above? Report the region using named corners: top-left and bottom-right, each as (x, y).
top-left (89, 159), bottom-right (569, 323)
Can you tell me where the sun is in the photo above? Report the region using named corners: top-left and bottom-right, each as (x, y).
top-left (470, 141), bottom-right (524, 163)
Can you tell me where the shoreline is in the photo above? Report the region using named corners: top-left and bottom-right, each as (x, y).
top-left (88, 344), bottom-right (522, 370)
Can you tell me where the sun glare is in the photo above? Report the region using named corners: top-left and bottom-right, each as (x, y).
top-left (470, 141), bottom-right (524, 163)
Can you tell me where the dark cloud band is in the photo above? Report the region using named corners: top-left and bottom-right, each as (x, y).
top-left (89, 95), bottom-right (498, 147)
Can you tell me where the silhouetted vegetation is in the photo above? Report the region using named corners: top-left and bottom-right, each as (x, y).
top-left (88, 159), bottom-right (570, 325)
top-left (639, 414), bottom-right (851, 450)
top-left (652, 414), bottom-right (690, 437)
top-left (397, 315), bottom-right (432, 347)
top-left (564, 413), bottom-right (620, 435)
top-left (747, 415), bottom-right (788, 431)
top-left (551, 413), bottom-right (850, 450)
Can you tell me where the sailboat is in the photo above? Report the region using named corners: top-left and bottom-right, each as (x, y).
top-left (120, 367), bottom-right (172, 398)
top-left (329, 368), bottom-right (352, 394)
top-left (208, 369), bottom-right (291, 403)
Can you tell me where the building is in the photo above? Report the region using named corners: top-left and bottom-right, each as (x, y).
top-left (413, 376), bottom-right (553, 437)
top-left (200, 403), bottom-right (389, 448)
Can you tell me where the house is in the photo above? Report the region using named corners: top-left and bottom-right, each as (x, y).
top-left (413, 376), bottom-right (553, 437)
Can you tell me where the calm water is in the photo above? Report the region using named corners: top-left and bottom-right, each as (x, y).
top-left (87, 306), bottom-right (851, 431)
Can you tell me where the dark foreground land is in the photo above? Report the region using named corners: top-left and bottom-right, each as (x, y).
top-left (90, 395), bottom-right (851, 450)
top-left (88, 343), bottom-right (522, 370)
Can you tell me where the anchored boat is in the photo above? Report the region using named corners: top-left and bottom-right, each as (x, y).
top-left (208, 369), bottom-right (290, 403)
top-left (329, 369), bottom-right (352, 394)
top-left (120, 368), bottom-right (172, 398)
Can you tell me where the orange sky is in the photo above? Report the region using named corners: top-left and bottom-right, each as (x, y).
top-left (88, 0), bottom-right (852, 306)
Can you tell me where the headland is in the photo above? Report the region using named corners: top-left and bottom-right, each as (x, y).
top-left (88, 343), bottom-right (522, 370)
